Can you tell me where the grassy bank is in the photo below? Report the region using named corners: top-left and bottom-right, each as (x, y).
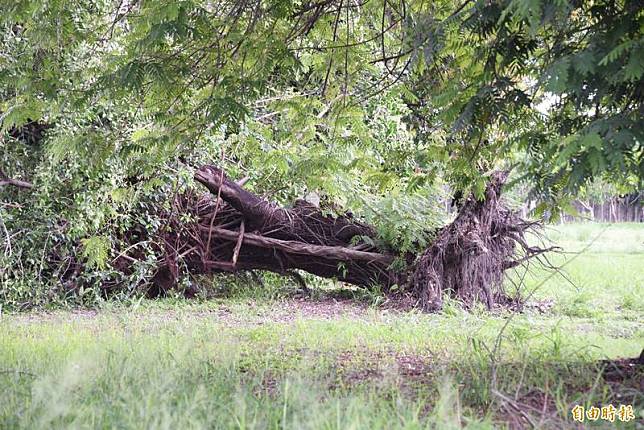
top-left (1, 223), bottom-right (642, 429)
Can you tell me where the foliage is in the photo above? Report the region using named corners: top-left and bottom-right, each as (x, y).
top-left (404, 0), bottom-right (642, 204)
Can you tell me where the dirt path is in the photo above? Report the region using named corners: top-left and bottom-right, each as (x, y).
top-left (2, 298), bottom-right (381, 327)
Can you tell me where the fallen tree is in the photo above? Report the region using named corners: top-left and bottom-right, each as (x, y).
top-left (117, 165), bottom-right (551, 311)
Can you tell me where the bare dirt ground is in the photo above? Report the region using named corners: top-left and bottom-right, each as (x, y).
top-left (4, 298), bottom-right (374, 327)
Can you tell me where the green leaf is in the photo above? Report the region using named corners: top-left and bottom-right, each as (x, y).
top-left (81, 236), bottom-right (111, 270)
top-left (580, 132), bottom-right (602, 150)
top-left (545, 58), bottom-right (570, 94)
top-left (623, 48), bottom-right (644, 81)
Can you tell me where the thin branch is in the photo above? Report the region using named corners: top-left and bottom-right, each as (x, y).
top-left (0, 169), bottom-right (33, 189)
top-left (231, 220), bottom-right (245, 268)
top-left (321, 0), bottom-right (344, 96)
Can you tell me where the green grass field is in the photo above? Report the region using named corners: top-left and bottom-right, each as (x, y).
top-left (1, 223), bottom-right (642, 429)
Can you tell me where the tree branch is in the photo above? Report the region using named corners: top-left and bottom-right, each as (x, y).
top-left (0, 169), bottom-right (33, 189)
top-left (206, 226), bottom-right (394, 265)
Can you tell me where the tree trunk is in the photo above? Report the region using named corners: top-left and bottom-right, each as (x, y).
top-left (146, 166), bottom-right (398, 291)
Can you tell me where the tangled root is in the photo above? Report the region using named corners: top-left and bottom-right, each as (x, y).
top-left (410, 172), bottom-right (549, 311)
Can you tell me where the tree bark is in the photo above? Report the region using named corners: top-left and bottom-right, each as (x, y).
top-left (144, 165), bottom-right (398, 291)
top-left (0, 168), bottom-right (33, 189)
top-left (195, 165), bottom-right (377, 244)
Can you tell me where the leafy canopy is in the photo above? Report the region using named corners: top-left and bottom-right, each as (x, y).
top-left (2, 1), bottom-right (640, 202)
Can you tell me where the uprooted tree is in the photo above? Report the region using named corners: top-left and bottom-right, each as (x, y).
top-left (112, 165), bottom-right (551, 311)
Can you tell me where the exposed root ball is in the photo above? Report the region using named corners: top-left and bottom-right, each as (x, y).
top-left (410, 172), bottom-right (539, 311)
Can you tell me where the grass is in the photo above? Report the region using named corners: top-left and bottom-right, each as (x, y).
top-left (0, 223), bottom-right (642, 429)
top-left (521, 223), bottom-right (643, 327)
